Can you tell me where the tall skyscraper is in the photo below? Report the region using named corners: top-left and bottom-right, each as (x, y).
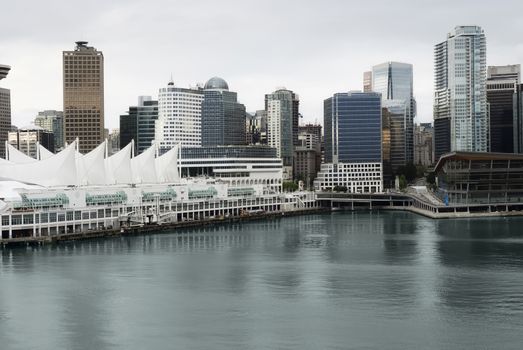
top-left (155, 80), bottom-right (204, 150)
top-left (0, 64), bottom-right (11, 159)
top-left (434, 26), bottom-right (488, 159)
top-left (372, 61), bottom-right (415, 163)
top-left (316, 91), bottom-right (382, 192)
top-left (265, 88), bottom-right (300, 179)
top-left (34, 110), bottom-right (64, 151)
top-left (63, 41), bottom-right (104, 153)
top-left (120, 96), bottom-right (159, 154)
top-left (201, 77), bottom-right (246, 146)
top-left (363, 71), bottom-right (372, 92)
top-left (487, 65), bottom-right (520, 153)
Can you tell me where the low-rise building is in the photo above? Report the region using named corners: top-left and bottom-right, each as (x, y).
top-left (434, 152), bottom-right (523, 205)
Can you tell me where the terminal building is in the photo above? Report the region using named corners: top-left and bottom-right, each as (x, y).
top-left (0, 141), bottom-right (312, 241)
top-left (434, 152), bottom-right (523, 205)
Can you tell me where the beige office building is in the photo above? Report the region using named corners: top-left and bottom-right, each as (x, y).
top-left (63, 41), bottom-right (104, 153)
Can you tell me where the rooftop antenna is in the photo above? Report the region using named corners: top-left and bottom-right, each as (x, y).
top-left (168, 73), bottom-right (174, 86)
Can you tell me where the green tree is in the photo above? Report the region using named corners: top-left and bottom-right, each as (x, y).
top-left (282, 181), bottom-right (299, 192)
top-left (399, 175), bottom-right (407, 190)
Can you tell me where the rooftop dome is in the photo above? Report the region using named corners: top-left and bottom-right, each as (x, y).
top-left (204, 77), bottom-right (229, 91)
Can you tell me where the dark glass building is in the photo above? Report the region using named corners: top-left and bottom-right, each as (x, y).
top-left (119, 96), bottom-right (158, 154)
top-left (201, 77), bottom-right (246, 147)
top-left (434, 117), bottom-right (451, 160)
top-left (487, 65), bottom-right (520, 153)
top-left (324, 92), bottom-right (382, 163)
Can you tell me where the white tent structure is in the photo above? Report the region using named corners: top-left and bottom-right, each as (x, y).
top-left (6, 143), bottom-right (37, 163)
top-left (0, 140), bottom-right (181, 188)
top-left (155, 144), bottom-right (180, 183)
top-left (0, 141), bottom-right (78, 186)
top-left (37, 143), bottom-right (55, 160)
top-left (76, 141), bottom-right (107, 186)
top-left (105, 142), bottom-right (133, 185)
top-left (131, 144), bottom-right (158, 183)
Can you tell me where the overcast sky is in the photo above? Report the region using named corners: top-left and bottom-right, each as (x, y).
top-left (1, 0), bottom-right (522, 129)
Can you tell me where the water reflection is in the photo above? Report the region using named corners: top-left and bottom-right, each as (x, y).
top-left (1, 213), bottom-right (523, 349)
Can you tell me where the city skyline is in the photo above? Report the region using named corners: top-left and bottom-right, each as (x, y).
top-left (1, 0), bottom-right (522, 129)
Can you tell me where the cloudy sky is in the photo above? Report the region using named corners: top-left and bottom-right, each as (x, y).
top-left (1, 0), bottom-right (522, 129)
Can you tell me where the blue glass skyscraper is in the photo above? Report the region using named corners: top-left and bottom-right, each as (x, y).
top-left (324, 92), bottom-right (382, 163)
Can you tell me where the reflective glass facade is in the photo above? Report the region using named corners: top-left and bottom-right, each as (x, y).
top-left (202, 88), bottom-right (246, 146)
top-left (324, 92), bottom-right (382, 163)
top-left (372, 62), bottom-right (415, 163)
top-left (120, 98), bottom-right (158, 154)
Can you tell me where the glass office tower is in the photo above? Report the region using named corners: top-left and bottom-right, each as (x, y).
top-left (324, 92), bottom-right (382, 163)
top-left (201, 77), bottom-right (246, 146)
top-left (372, 61), bottom-right (415, 163)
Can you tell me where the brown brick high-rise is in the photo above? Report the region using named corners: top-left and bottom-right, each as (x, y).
top-left (63, 41), bottom-right (104, 153)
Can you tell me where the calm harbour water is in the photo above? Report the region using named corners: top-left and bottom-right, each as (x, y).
top-left (1, 211), bottom-right (523, 349)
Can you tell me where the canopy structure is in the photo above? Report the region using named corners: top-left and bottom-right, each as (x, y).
top-left (0, 140), bottom-right (180, 187)
top-left (6, 144), bottom-right (37, 163)
top-left (37, 143), bottom-right (55, 160)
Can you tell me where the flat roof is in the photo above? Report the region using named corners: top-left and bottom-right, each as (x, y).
top-left (434, 151), bottom-right (523, 172)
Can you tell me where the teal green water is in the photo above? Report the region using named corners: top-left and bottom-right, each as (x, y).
top-left (1, 212), bottom-right (523, 349)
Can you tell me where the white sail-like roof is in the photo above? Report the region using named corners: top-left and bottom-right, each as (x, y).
top-left (0, 141), bottom-right (78, 186)
top-left (131, 145), bottom-right (158, 183)
top-left (37, 143), bottom-right (55, 160)
top-left (155, 144), bottom-right (180, 183)
top-left (105, 142), bottom-right (133, 184)
top-left (76, 141), bottom-right (107, 186)
top-left (6, 144), bottom-right (36, 163)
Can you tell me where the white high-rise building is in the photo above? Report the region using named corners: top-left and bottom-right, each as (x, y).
top-left (265, 88), bottom-right (299, 180)
top-left (434, 26), bottom-right (488, 158)
top-left (155, 80), bottom-right (204, 149)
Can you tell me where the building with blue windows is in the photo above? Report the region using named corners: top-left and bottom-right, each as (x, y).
top-left (201, 77), bottom-right (246, 147)
top-left (316, 92), bottom-right (383, 193)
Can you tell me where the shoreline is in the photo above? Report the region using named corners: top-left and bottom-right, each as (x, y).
top-left (3, 203), bottom-right (523, 248)
top-left (0, 208), bottom-right (328, 248)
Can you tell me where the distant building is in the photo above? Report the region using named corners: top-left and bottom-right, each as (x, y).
top-left (120, 96), bottom-right (158, 154)
top-left (316, 91), bottom-right (382, 193)
top-left (108, 128), bottom-right (120, 155)
top-left (8, 126), bottom-right (54, 158)
top-left (246, 111), bottom-right (268, 145)
top-left (372, 61), bottom-right (415, 163)
top-left (34, 110), bottom-right (64, 151)
top-left (414, 123), bottom-right (434, 166)
top-left (155, 80), bottom-right (203, 149)
top-left (363, 71), bottom-right (372, 92)
top-left (63, 41), bottom-right (104, 153)
top-left (294, 124), bottom-right (322, 187)
top-left (434, 26), bottom-right (488, 159)
top-left (487, 65), bottom-right (521, 153)
top-left (0, 64), bottom-right (11, 159)
top-left (265, 88), bottom-right (300, 180)
top-left (381, 102), bottom-right (406, 188)
top-left (201, 77), bottom-right (246, 146)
